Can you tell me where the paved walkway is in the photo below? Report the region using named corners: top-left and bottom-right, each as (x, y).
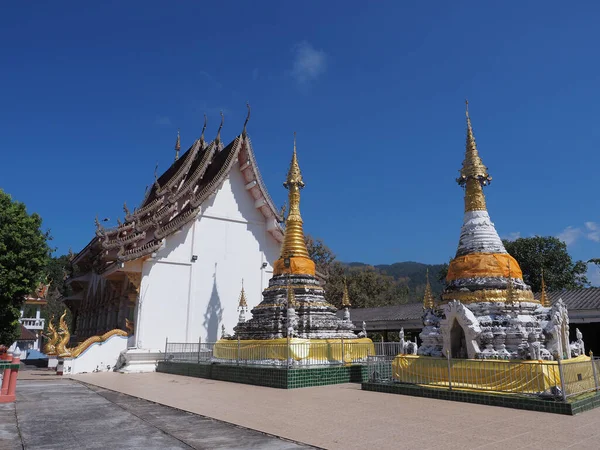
top-left (70, 372), bottom-right (600, 450)
top-left (13, 379), bottom-right (312, 449)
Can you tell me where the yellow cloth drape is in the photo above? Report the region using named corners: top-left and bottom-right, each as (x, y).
top-left (392, 354), bottom-right (591, 394)
top-left (214, 338), bottom-right (374, 363)
top-left (273, 256), bottom-right (316, 276)
top-left (447, 253), bottom-right (523, 281)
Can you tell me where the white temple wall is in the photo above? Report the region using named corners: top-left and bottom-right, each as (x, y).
top-left (136, 163), bottom-right (280, 349)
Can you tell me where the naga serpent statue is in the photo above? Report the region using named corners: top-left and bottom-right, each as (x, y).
top-left (55, 309), bottom-right (128, 359)
top-left (55, 311), bottom-right (72, 357)
top-left (42, 316), bottom-right (59, 355)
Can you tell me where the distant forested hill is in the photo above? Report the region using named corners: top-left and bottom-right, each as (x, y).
top-left (345, 261), bottom-right (446, 303)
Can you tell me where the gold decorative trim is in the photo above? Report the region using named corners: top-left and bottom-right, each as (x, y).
top-left (254, 301), bottom-right (335, 309)
top-left (124, 272), bottom-right (141, 294)
top-left (441, 288), bottom-right (536, 304)
top-left (70, 329), bottom-right (128, 358)
top-left (263, 283), bottom-right (323, 292)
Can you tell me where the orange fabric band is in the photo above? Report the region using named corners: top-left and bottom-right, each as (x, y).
top-left (447, 253), bottom-right (523, 281)
top-left (273, 256), bottom-right (316, 276)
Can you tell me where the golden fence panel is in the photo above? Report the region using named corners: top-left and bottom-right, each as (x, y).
top-left (392, 355), bottom-right (592, 395)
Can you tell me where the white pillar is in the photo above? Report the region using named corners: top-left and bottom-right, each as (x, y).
top-left (36, 305), bottom-right (41, 320)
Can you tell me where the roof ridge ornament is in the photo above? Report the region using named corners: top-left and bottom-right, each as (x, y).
top-left (242, 103), bottom-right (251, 137)
top-left (238, 279), bottom-right (248, 309)
top-left (200, 114), bottom-right (207, 143)
top-left (215, 111), bottom-right (224, 144)
top-left (154, 163), bottom-right (160, 190)
top-left (341, 277), bottom-right (351, 307)
top-left (540, 268), bottom-right (550, 307)
top-left (423, 268), bottom-right (436, 309)
top-left (174, 129), bottom-right (181, 161)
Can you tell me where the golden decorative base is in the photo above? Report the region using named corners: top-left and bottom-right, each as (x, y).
top-left (393, 354), bottom-right (591, 394)
top-left (214, 338), bottom-right (374, 363)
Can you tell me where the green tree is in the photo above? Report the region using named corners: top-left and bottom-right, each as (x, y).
top-left (437, 258), bottom-right (452, 284)
top-left (503, 236), bottom-right (589, 292)
top-left (42, 254), bottom-right (74, 329)
top-left (325, 262), bottom-right (409, 308)
top-left (0, 190), bottom-right (50, 345)
top-left (305, 234), bottom-right (336, 275)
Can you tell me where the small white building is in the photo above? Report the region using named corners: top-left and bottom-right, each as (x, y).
top-left (65, 110), bottom-right (284, 370)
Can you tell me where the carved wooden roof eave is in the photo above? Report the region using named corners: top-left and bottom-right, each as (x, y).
top-left (117, 238), bottom-right (165, 262)
top-left (243, 135), bottom-right (283, 223)
top-left (156, 139), bottom-right (204, 197)
top-left (167, 141), bottom-right (218, 206)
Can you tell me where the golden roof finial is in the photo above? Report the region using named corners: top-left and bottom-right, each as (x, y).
top-left (242, 103), bottom-right (251, 137)
top-left (174, 129), bottom-right (181, 161)
top-left (458, 101), bottom-right (492, 212)
top-left (423, 268), bottom-right (436, 309)
top-left (216, 111), bottom-right (224, 143)
top-left (287, 284), bottom-right (297, 308)
top-left (540, 269), bottom-right (550, 307)
top-left (238, 279), bottom-right (248, 309)
top-left (341, 277), bottom-right (351, 307)
top-left (280, 132), bottom-right (309, 259)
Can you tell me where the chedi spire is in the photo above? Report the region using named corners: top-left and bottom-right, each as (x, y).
top-left (443, 101), bottom-right (534, 304)
top-left (423, 268), bottom-right (436, 309)
top-left (273, 133), bottom-right (315, 276)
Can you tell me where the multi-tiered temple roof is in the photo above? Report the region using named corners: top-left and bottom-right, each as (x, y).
top-left (73, 107), bottom-right (284, 274)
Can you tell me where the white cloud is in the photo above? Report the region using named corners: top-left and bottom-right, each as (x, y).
top-left (557, 226), bottom-right (582, 245)
top-left (154, 116), bottom-right (171, 126)
top-left (587, 264), bottom-right (600, 287)
top-left (585, 222), bottom-right (600, 242)
top-left (557, 222), bottom-right (600, 246)
top-left (291, 41), bottom-right (327, 84)
top-left (503, 231), bottom-right (521, 241)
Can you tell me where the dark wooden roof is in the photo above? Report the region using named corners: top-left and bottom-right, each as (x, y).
top-left (19, 325), bottom-right (37, 341)
top-left (335, 303), bottom-right (423, 322)
top-left (534, 288), bottom-right (600, 310)
top-left (72, 125), bottom-right (284, 272)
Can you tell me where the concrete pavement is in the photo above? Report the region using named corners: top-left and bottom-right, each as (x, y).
top-left (71, 372), bottom-right (600, 450)
top-left (14, 379), bottom-right (313, 449)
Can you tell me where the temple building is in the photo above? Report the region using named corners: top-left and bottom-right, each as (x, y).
top-left (65, 107), bottom-right (284, 368)
top-left (418, 102), bottom-right (577, 361)
top-left (232, 134), bottom-right (357, 341)
top-left (9, 281), bottom-right (51, 357)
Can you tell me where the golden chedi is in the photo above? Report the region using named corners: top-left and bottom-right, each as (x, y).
top-left (233, 133), bottom-right (357, 340)
top-left (418, 102), bottom-right (573, 361)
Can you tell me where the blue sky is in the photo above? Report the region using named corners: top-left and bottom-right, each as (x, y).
top-left (1, 1), bottom-right (599, 284)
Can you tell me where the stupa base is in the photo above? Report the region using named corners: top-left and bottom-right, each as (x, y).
top-left (364, 354), bottom-right (600, 414)
top-left (157, 360), bottom-right (370, 389)
top-left (362, 381), bottom-right (600, 416)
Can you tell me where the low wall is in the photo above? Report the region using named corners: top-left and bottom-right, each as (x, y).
top-left (361, 381), bottom-right (600, 415)
top-left (157, 361), bottom-right (368, 389)
top-left (62, 335), bottom-right (128, 375)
